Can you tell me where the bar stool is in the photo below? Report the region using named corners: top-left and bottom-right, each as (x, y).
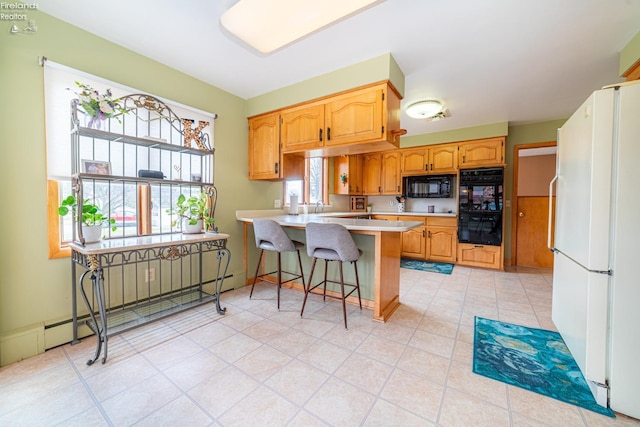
top-left (301, 222), bottom-right (362, 329)
top-left (250, 218), bottom-right (305, 310)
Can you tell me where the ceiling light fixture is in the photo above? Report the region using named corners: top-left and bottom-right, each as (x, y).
top-left (405, 100), bottom-right (448, 120)
top-left (221, 0), bottom-right (382, 54)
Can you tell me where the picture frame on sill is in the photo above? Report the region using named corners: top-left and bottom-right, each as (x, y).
top-left (82, 159), bottom-right (111, 176)
top-left (190, 173), bottom-right (202, 183)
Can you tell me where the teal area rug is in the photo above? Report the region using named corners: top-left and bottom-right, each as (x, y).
top-left (473, 317), bottom-right (615, 417)
top-left (400, 258), bottom-right (454, 274)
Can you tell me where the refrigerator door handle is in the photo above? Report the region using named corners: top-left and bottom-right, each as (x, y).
top-left (548, 174), bottom-right (558, 251)
top-left (555, 249), bottom-right (612, 275)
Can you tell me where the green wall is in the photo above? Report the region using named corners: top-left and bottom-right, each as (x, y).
top-left (246, 53), bottom-right (405, 117)
top-left (620, 30), bottom-right (640, 76)
top-left (503, 119), bottom-right (567, 260)
top-left (0, 9), bottom-right (282, 365)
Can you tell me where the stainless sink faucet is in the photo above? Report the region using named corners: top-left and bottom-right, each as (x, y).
top-left (314, 200), bottom-right (324, 213)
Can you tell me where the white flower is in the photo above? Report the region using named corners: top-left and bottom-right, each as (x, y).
top-left (99, 100), bottom-right (114, 115)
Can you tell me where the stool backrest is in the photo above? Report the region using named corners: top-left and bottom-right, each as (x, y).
top-left (305, 222), bottom-right (360, 262)
top-left (253, 218), bottom-right (295, 252)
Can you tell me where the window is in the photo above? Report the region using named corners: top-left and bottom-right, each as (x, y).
top-left (44, 60), bottom-right (215, 258)
top-left (284, 157), bottom-right (328, 206)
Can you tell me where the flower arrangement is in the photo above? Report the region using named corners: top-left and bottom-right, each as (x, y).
top-left (70, 81), bottom-right (127, 128)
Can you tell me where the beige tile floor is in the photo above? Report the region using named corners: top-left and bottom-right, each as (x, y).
top-left (1, 265), bottom-right (639, 426)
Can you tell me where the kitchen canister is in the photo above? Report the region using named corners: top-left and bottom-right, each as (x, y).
top-left (397, 202), bottom-right (405, 213)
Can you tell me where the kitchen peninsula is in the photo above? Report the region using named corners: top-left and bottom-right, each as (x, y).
top-left (236, 211), bottom-right (422, 322)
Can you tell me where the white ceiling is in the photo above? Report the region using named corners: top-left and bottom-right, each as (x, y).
top-left (36, 0), bottom-right (640, 137)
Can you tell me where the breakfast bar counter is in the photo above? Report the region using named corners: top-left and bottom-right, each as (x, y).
top-left (236, 211), bottom-right (422, 322)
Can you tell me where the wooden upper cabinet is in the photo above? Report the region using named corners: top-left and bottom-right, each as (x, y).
top-left (401, 145), bottom-right (458, 175)
top-left (362, 153), bottom-right (383, 195)
top-left (401, 148), bottom-right (429, 174)
top-left (381, 151), bottom-right (401, 195)
top-left (459, 137), bottom-right (505, 168)
top-left (324, 86), bottom-right (383, 147)
top-left (363, 151), bottom-right (401, 195)
top-left (334, 154), bottom-right (363, 195)
top-left (429, 145), bottom-right (458, 173)
top-left (248, 112), bottom-right (281, 180)
top-left (281, 104), bottom-right (325, 151)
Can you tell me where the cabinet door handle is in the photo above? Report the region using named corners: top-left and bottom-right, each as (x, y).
top-left (275, 163), bottom-right (279, 174)
top-left (397, 185), bottom-right (400, 192)
top-left (378, 186), bottom-right (381, 193)
top-left (427, 230), bottom-right (431, 238)
top-left (422, 230), bottom-right (426, 238)
top-left (462, 155), bottom-right (466, 163)
top-left (430, 163), bottom-right (433, 171)
top-left (327, 127), bottom-right (331, 141)
top-left (425, 164), bottom-right (428, 171)
top-left (319, 128), bottom-right (323, 142)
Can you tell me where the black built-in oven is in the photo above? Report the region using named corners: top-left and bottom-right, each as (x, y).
top-left (458, 167), bottom-right (504, 246)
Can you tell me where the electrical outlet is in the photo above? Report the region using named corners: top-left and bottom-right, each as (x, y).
top-left (389, 200), bottom-right (394, 206)
top-left (145, 268), bottom-right (156, 283)
top-left (274, 199), bottom-right (281, 208)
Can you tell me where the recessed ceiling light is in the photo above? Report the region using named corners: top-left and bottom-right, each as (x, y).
top-left (405, 100), bottom-right (445, 119)
top-left (221, 0), bottom-right (382, 54)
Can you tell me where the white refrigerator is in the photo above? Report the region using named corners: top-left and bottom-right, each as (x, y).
top-left (550, 80), bottom-right (640, 419)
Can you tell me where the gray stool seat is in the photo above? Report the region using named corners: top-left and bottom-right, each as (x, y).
top-left (251, 218), bottom-right (305, 310)
top-left (301, 222), bottom-right (362, 329)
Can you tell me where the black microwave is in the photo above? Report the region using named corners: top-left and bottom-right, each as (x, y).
top-left (403, 175), bottom-right (453, 198)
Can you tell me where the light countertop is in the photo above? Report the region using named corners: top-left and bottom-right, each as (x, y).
top-left (236, 211), bottom-right (423, 232)
top-left (69, 232), bottom-right (230, 255)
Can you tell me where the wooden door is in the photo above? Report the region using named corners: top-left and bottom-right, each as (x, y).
top-left (381, 151), bottom-right (401, 195)
top-left (324, 87), bottom-right (383, 146)
top-left (429, 145), bottom-right (458, 173)
top-left (248, 113), bottom-right (281, 180)
top-left (401, 148), bottom-right (428, 175)
top-left (363, 153), bottom-right (382, 195)
top-left (401, 226), bottom-right (426, 258)
top-left (426, 226), bottom-right (456, 263)
top-left (349, 154), bottom-right (363, 195)
top-left (280, 104), bottom-right (324, 152)
top-left (459, 137), bottom-right (505, 167)
top-left (516, 196), bottom-right (555, 268)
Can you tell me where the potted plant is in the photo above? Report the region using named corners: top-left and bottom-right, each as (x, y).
top-left (340, 172), bottom-right (348, 186)
top-left (58, 195), bottom-right (116, 243)
top-left (169, 192), bottom-right (215, 234)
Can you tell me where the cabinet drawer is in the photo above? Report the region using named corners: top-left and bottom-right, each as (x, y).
top-left (402, 216), bottom-right (426, 224)
top-left (456, 243), bottom-right (502, 270)
top-left (372, 215), bottom-right (398, 221)
top-left (427, 217), bottom-right (457, 227)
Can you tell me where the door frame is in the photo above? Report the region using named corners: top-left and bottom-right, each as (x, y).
top-left (511, 141), bottom-right (557, 267)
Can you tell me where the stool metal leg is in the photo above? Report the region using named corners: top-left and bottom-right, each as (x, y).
top-left (277, 252), bottom-right (282, 310)
top-left (301, 257), bottom-right (318, 317)
top-left (249, 249), bottom-right (264, 299)
top-left (296, 249), bottom-right (306, 291)
top-left (339, 262), bottom-right (348, 329)
top-left (353, 260), bottom-right (362, 310)
top-left (323, 260), bottom-right (329, 301)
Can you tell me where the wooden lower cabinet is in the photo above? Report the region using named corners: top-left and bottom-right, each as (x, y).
top-left (400, 216), bottom-right (426, 258)
top-left (456, 243), bottom-right (503, 270)
top-left (425, 217), bottom-right (456, 263)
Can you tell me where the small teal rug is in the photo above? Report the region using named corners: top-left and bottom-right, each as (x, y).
top-left (473, 317), bottom-right (615, 417)
top-left (400, 258), bottom-right (453, 274)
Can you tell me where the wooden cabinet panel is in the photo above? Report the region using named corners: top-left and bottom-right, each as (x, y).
top-left (426, 226), bottom-right (456, 263)
top-left (372, 215), bottom-right (398, 221)
top-left (459, 137), bottom-right (505, 168)
top-left (363, 153), bottom-right (382, 195)
top-left (401, 226), bottom-right (426, 258)
top-left (324, 87), bottom-right (383, 146)
top-left (248, 113), bottom-right (281, 180)
top-left (429, 145), bottom-right (458, 173)
top-left (281, 104), bottom-right (324, 152)
top-left (401, 148), bottom-right (428, 174)
top-left (381, 151), bottom-right (401, 195)
top-left (401, 145), bottom-right (458, 175)
top-left (283, 154), bottom-right (305, 180)
top-left (334, 155), bottom-right (364, 195)
top-left (456, 243), bottom-right (503, 269)
top-left (363, 151), bottom-right (401, 195)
